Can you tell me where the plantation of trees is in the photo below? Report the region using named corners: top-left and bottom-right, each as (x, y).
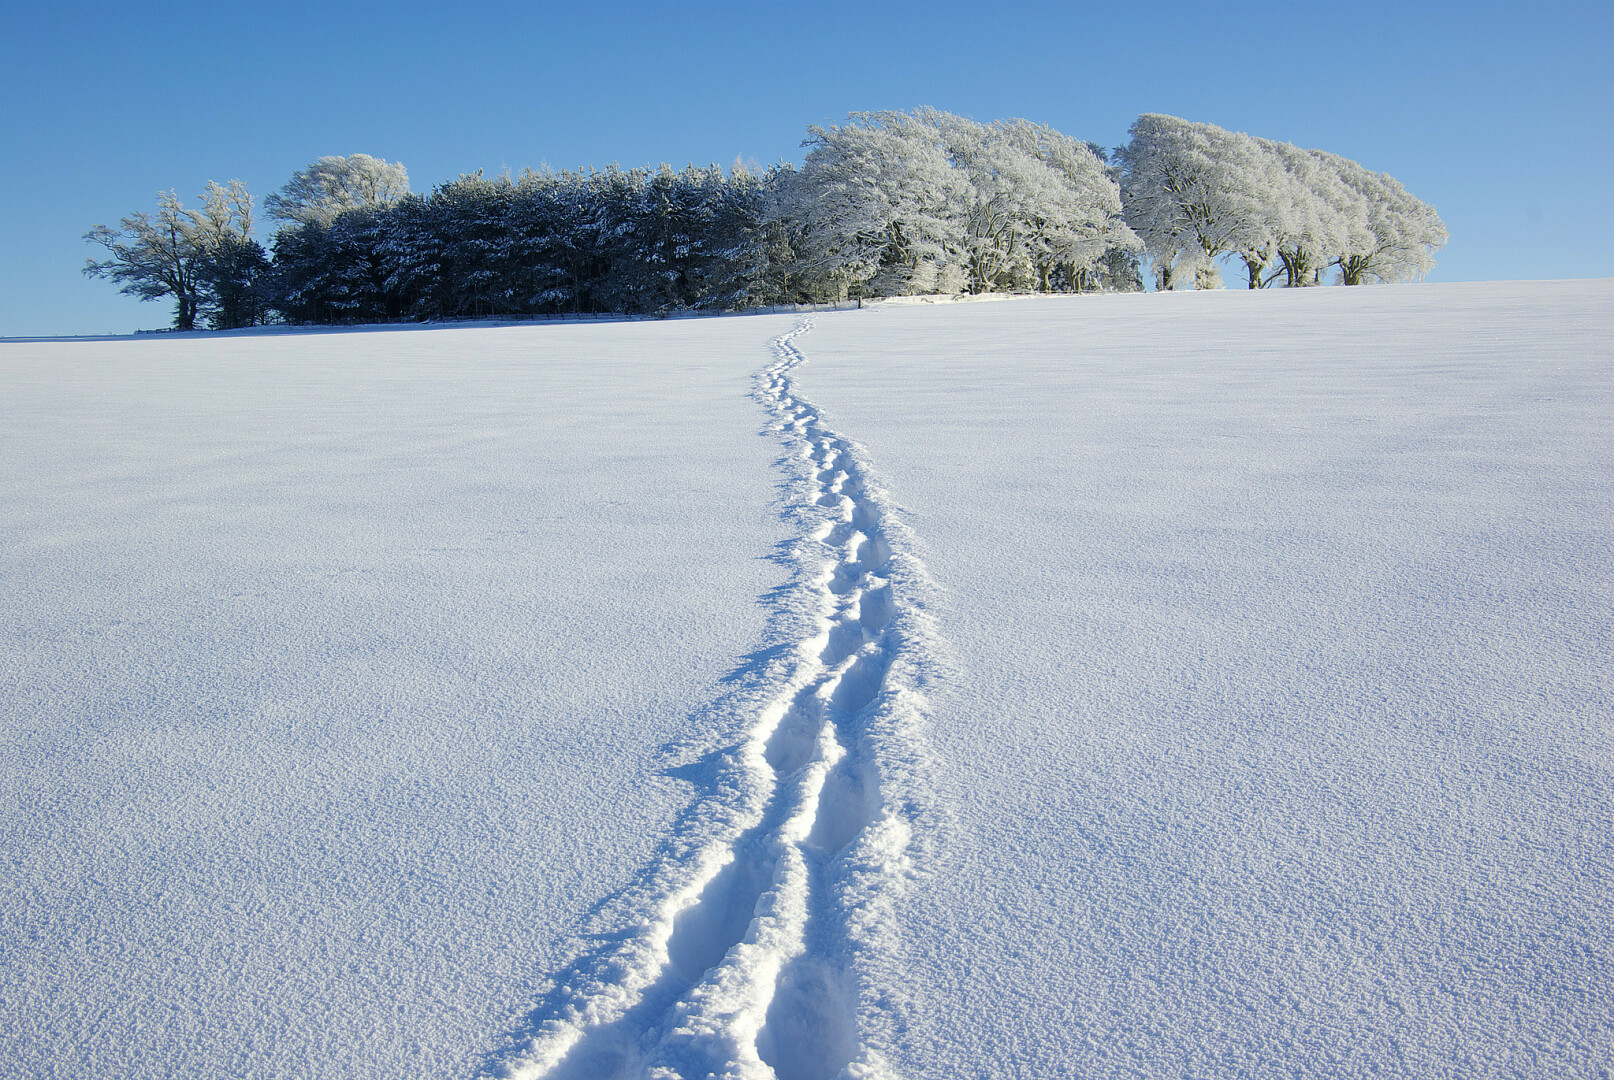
top-left (84, 112), bottom-right (1448, 330)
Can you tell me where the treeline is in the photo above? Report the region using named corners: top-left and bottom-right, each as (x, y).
top-left (273, 164), bottom-right (777, 323)
top-left (85, 111), bottom-right (1447, 330)
top-left (1117, 114), bottom-right (1449, 289)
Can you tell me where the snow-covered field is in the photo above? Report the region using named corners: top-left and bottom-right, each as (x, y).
top-left (3, 280), bottom-right (1611, 1079)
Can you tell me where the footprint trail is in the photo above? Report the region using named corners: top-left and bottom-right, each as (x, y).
top-left (491, 320), bottom-right (942, 1080)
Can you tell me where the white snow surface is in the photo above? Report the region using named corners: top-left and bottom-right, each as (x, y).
top-left (1, 320), bottom-right (798, 1078)
top-left (4, 279), bottom-right (1612, 1079)
top-left (801, 280), bottom-right (1614, 1078)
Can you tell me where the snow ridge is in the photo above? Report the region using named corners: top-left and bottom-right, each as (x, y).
top-left (490, 322), bottom-right (941, 1080)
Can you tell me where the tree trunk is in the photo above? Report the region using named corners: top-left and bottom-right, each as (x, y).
top-left (1278, 250), bottom-right (1317, 288)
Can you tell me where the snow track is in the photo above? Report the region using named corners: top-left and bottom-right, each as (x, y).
top-left (492, 321), bottom-right (941, 1080)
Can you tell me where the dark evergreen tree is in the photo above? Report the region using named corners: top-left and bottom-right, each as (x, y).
top-left (198, 235), bottom-right (272, 329)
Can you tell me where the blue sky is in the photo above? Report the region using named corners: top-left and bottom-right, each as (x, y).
top-left (2, 0), bottom-right (1609, 336)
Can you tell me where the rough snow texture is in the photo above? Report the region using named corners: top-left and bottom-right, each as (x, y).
top-left (798, 280), bottom-right (1614, 1079)
top-left (0, 319), bottom-right (796, 1079)
top-left (5, 280), bottom-right (1612, 1079)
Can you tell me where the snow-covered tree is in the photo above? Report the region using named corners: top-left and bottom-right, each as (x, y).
top-left (1212, 141), bottom-right (1293, 288)
top-left (785, 112), bottom-right (970, 298)
top-left (926, 111), bottom-right (1049, 291)
top-left (752, 164), bottom-right (836, 304)
top-left (85, 180), bottom-right (262, 330)
top-left (418, 171), bottom-right (523, 317)
top-left (1094, 244), bottom-right (1145, 292)
top-left (986, 118), bottom-right (1139, 292)
top-left (247, 112), bottom-right (1443, 324)
top-left (268, 203), bottom-right (408, 324)
top-left (84, 191), bottom-right (206, 330)
top-left (467, 169), bottom-right (581, 315)
top-left (782, 109), bottom-right (1135, 299)
top-left (265, 154), bottom-right (411, 229)
top-left (1320, 152), bottom-right (1447, 284)
top-left (1116, 114), bottom-right (1276, 289)
top-left (924, 111), bottom-right (1133, 293)
top-left (587, 163), bottom-right (741, 313)
top-left (1252, 140), bottom-right (1370, 287)
top-left (699, 161), bottom-right (778, 308)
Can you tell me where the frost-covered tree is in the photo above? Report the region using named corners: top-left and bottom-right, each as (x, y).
top-left (85, 180), bottom-right (262, 330)
top-left (1116, 115), bottom-right (1445, 290)
top-left (1253, 140), bottom-right (1371, 288)
top-left (785, 112), bottom-right (970, 298)
top-left (752, 164), bottom-right (837, 304)
top-left (1320, 152), bottom-right (1447, 284)
top-left (419, 171), bottom-right (523, 317)
top-left (928, 111), bottom-right (1052, 291)
top-left (247, 111), bottom-right (1439, 324)
top-left (925, 111), bottom-right (1137, 293)
top-left (84, 190), bottom-right (208, 330)
top-left (265, 154), bottom-right (411, 229)
top-left (1116, 114), bottom-right (1276, 289)
top-left (1214, 141), bottom-right (1294, 288)
top-left (782, 109), bottom-right (1134, 299)
top-left (504, 169), bottom-right (611, 314)
top-left (987, 119), bottom-right (1139, 292)
top-left (262, 158), bottom-right (776, 323)
top-left (1094, 243), bottom-right (1145, 292)
top-left (588, 163), bottom-right (741, 313)
top-left (189, 180), bottom-right (271, 328)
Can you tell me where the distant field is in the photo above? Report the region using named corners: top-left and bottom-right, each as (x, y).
top-left (4, 280), bottom-right (1610, 1079)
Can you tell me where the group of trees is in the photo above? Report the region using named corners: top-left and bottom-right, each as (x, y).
top-left (270, 162), bottom-right (772, 323)
top-left (83, 180), bottom-right (266, 331)
top-left (1118, 113), bottom-right (1449, 290)
top-left (84, 113), bottom-right (1447, 329)
top-left (85, 155), bottom-right (411, 329)
top-left (777, 109), bottom-right (1141, 299)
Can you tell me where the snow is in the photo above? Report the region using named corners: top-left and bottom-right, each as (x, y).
top-left (799, 280), bottom-right (1614, 1078)
top-left (0, 320), bottom-right (795, 1078)
top-left (4, 280), bottom-right (1611, 1079)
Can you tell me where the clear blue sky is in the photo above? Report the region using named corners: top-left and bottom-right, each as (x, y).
top-left (2, 0), bottom-right (1609, 336)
